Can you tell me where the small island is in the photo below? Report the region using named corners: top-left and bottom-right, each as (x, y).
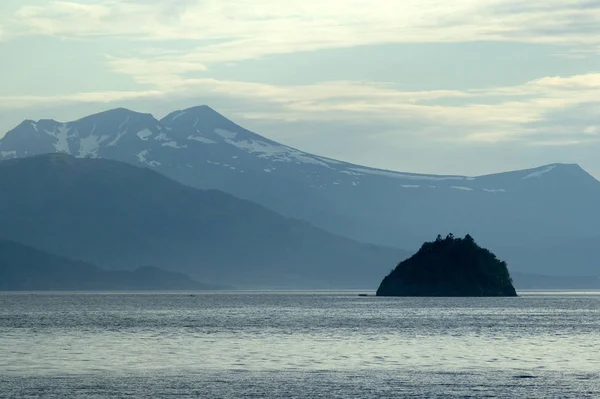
top-left (376, 234), bottom-right (517, 297)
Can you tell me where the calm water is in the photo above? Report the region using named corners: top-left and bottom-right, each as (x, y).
top-left (1, 291), bottom-right (600, 398)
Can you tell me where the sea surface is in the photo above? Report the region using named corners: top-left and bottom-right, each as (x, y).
top-left (1, 291), bottom-right (600, 398)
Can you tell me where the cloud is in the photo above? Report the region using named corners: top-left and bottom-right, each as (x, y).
top-left (10, 0), bottom-right (600, 63)
top-left (0, 89), bottom-right (164, 109)
top-left (15, 2), bottom-right (142, 37)
top-left (2, 73), bottom-right (600, 149)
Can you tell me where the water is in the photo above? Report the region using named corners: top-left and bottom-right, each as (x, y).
top-left (1, 291), bottom-right (600, 398)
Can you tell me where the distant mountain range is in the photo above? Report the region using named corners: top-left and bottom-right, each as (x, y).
top-left (0, 240), bottom-right (215, 291)
top-left (0, 154), bottom-right (402, 288)
top-left (1, 106), bottom-right (599, 277)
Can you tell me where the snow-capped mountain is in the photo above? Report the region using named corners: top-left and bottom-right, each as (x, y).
top-left (2, 105), bottom-right (599, 275)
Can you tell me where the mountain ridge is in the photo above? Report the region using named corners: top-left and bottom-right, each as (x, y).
top-left (1, 105), bottom-right (592, 181)
top-left (0, 239), bottom-right (219, 291)
top-left (2, 106), bottom-right (599, 276)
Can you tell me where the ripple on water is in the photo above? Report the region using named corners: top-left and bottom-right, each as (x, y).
top-left (0, 292), bottom-right (600, 397)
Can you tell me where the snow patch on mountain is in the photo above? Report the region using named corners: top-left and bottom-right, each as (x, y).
top-left (349, 167), bottom-right (473, 181)
top-left (286, 152), bottom-right (331, 167)
top-left (188, 135), bottom-right (217, 144)
top-left (154, 133), bottom-right (171, 142)
top-left (341, 170), bottom-right (365, 177)
top-left (230, 139), bottom-right (283, 154)
top-left (483, 188), bottom-right (507, 193)
top-left (44, 125), bottom-right (72, 153)
top-left (170, 111), bottom-right (186, 121)
top-left (523, 165), bottom-right (556, 179)
top-left (137, 129), bottom-right (153, 141)
top-left (79, 134), bottom-right (109, 158)
top-left (1, 150), bottom-right (16, 159)
top-left (162, 141), bottom-right (187, 149)
top-left (215, 129), bottom-right (331, 167)
top-left (215, 129), bottom-right (237, 140)
top-left (136, 150), bottom-right (161, 167)
top-left (107, 130), bottom-right (127, 147)
top-left (118, 116), bottom-right (130, 129)
top-left (318, 157), bottom-right (343, 165)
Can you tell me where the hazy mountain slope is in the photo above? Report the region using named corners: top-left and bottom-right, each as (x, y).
top-left (511, 271), bottom-right (600, 290)
top-left (0, 154), bottom-right (403, 288)
top-left (1, 106), bottom-right (599, 275)
top-left (0, 240), bottom-right (214, 291)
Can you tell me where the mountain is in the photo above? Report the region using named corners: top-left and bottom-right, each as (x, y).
top-left (0, 240), bottom-right (215, 291)
top-left (1, 106), bottom-right (599, 276)
top-left (0, 154), bottom-right (402, 288)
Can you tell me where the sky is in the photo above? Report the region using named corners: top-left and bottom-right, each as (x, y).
top-left (1, 0), bottom-right (600, 178)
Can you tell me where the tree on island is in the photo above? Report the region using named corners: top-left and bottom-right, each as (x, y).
top-left (376, 234), bottom-right (517, 297)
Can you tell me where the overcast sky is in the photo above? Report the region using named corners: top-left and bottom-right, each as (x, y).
top-left (1, 1), bottom-right (600, 178)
